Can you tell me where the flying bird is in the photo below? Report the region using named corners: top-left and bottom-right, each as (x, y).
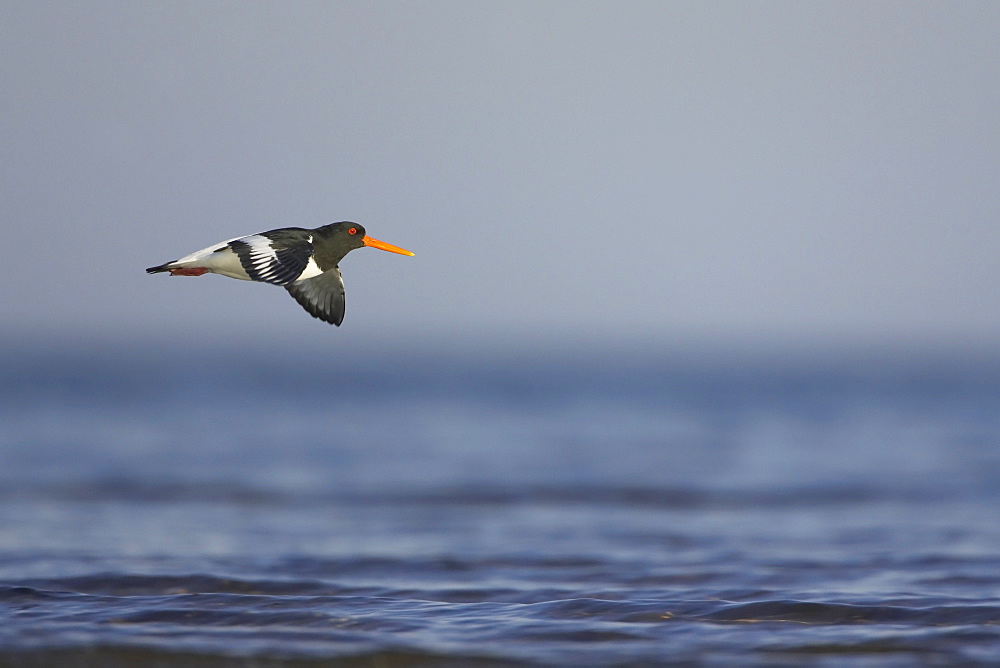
top-left (147, 222), bottom-right (413, 326)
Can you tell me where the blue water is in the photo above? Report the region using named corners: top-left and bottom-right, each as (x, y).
top-left (1, 343), bottom-right (999, 665)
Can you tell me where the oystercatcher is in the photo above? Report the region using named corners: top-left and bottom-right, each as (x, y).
top-left (147, 222), bottom-right (413, 326)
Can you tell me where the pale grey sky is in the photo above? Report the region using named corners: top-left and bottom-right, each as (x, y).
top-left (2, 1), bottom-right (998, 352)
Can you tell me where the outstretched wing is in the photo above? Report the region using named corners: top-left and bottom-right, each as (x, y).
top-left (229, 231), bottom-right (313, 285)
top-left (285, 268), bottom-right (346, 326)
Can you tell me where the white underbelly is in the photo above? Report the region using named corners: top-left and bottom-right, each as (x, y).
top-left (295, 256), bottom-right (324, 281)
top-left (174, 242), bottom-right (252, 281)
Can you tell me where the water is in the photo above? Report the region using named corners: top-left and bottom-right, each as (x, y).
top-left (1, 342), bottom-right (999, 665)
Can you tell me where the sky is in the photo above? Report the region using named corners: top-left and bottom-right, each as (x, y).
top-left (2, 1), bottom-right (998, 354)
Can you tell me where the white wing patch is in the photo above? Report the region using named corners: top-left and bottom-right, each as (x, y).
top-left (238, 235), bottom-right (289, 283)
top-left (230, 233), bottom-right (312, 285)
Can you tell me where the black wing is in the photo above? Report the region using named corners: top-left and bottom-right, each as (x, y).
top-left (230, 230), bottom-right (313, 285)
top-left (285, 268), bottom-right (346, 326)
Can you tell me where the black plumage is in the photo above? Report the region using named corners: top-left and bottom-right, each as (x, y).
top-left (146, 221), bottom-right (413, 326)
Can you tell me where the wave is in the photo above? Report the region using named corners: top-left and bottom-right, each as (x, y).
top-left (1, 579), bottom-right (998, 665)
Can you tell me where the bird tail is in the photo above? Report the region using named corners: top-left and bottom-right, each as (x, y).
top-left (146, 262), bottom-right (174, 274)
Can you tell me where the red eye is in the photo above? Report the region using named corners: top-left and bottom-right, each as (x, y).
top-left (348, 227), bottom-right (358, 235)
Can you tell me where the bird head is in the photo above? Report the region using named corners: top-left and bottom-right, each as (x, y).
top-left (325, 222), bottom-right (414, 256)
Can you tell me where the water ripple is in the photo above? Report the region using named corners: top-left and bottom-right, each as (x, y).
top-left (2, 575), bottom-right (998, 665)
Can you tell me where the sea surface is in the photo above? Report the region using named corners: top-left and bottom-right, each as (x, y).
top-left (1, 342), bottom-right (999, 666)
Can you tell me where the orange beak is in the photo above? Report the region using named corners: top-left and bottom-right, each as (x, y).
top-left (362, 235), bottom-right (415, 256)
